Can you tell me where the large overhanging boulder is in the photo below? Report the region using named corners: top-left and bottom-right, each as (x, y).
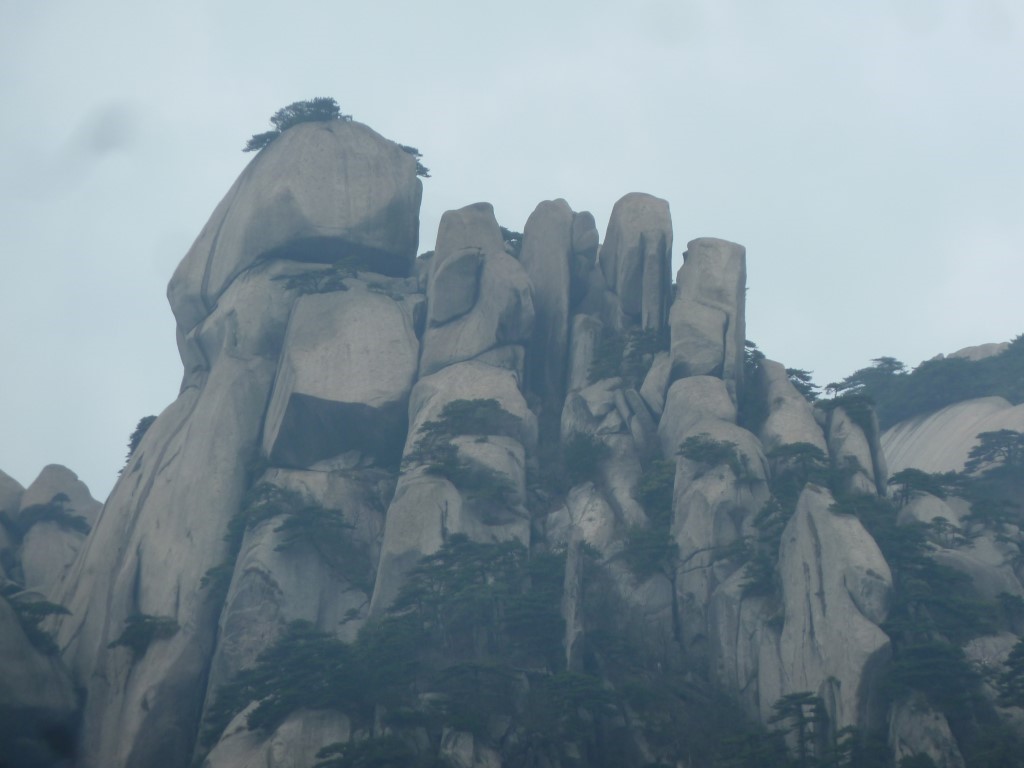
top-left (168, 120), bottom-right (422, 333)
top-left (262, 280), bottom-right (420, 468)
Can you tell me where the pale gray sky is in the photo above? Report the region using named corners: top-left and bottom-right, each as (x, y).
top-left (1, 0), bottom-right (1021, 500)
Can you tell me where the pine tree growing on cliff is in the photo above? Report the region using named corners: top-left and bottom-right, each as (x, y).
top-left (244, 97), bottom-right (351, 152)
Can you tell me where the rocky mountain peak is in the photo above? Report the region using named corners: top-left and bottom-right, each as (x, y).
top-left (2, 112), bottom-right (1022, 768)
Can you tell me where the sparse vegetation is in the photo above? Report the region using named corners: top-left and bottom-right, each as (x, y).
top-left (244, 97), bottom-right (352, 152)
top-left (1, 585), bottom-right (69, 655)
top-left (125, 415), bottom-right (156, 462)
top-left (678, 433), bottom-right (746, 478)
top-left (404, 399), bottom-right (522, 507)
top-left (828, 335), bottom-right (1024, 429)
top-left (5, 493), bottom-right (90, 537)
top-left (242, 99), bottom-right (431, 177)
top-left (588, 327), bottom-right (668, 387)
top-left (107, 613), bottom-right (179, 658)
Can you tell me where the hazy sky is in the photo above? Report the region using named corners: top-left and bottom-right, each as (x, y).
top-left (1, 0), bottom-right (1021, 501)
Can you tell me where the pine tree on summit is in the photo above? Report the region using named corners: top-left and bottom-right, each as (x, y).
top-left (243, 97), bottom-right (351, 152)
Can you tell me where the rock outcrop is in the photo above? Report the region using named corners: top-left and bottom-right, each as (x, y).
top-left (50, 121), bottom-right (425, 768)
top-left (882, 396), bottom-right (1024, 474)
top-left (773, 485), bottom-right (892, 730)
top-left (168, 120), bottom-right (422, 334)
top-left (419, 203), bottom-right (534, 378)
top-left (6, 115), bottom-right (1020, 768)
top-left (669, 237), bottom-right (746, 394)
top-left (262, 279), bottom-right (421, 468)
top-left (598, 192), bottom-right (673, 331)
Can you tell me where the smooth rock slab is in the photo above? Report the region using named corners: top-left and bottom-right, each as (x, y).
top-left (757, 359), bottom-right (827, 454)
top-left (658, 376), bottom-right (737, 458)
top-left (263, 284), bottom-right (419, 467)
top-left (599, 192), bottom-right (673, 329)
top-left (420, 250), bottom-right (535, 377)
top-left (773, 485), bottom-right (892, 730)
top-left (670, 237), bottom-right (746, 388)
top-left (882, 396), bottom-right (1024, 474)
top-left (521, 199), bottom-right (574, 409)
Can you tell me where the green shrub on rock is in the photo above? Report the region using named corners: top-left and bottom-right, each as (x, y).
top-left (107, 614), bottom-right (179, 658)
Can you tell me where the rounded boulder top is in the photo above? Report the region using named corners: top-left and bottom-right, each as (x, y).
top-left (168, 120), bottom-right (423, 333)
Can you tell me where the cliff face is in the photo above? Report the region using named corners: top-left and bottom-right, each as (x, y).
top-left (1, 119), bottom-right (1022, 768)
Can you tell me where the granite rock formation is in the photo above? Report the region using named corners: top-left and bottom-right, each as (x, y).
top-left (1, 116), bottom-right (1021, 768)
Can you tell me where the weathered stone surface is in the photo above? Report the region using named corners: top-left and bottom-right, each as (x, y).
top-left (421, 212), bottom-right (535, 377)
top-left (371, 362), bottom-right (535, 615)
top-left (599, 193), bottom-right (673, 329)
top-left (773, 485), bottom-right (892, 730)
top-left (16, 465), bottom-right (101, 597)
top-left (567, 314), bottom-right (603, 392)
top-left (826, 406), bottom-right (880, 495)
top-left (521, 199), bottom-right (574, 410)
top-left (202, 467), bottom-right (385, 703)
top-left (889, 694), bottom-right (965, 768)
top-left (19, 464), bottom-right (100, 526)
top-left (899, 492), bottom-right (1024, 604)
top-left (451, 435), bottom-right (529, 508)
top-left (262, 283), bottom-right (419, 467)
top-left (431, 202), bottom-right (507, 268)
top-left (601, 434), bottom-right (647, 528)
top-left (55, 262), bottom-right (310, 768)
top-left (623, 389), bottom-right (659, 462)
top-left (658, 376), bottom-right (737, 458)
top-left (561, 378), bottom-right (646, 527)
top-left (671, 420), bottom-right (770, 637)
top-left (933, 547), bottom-right (1024, 601)
top-left (428, 247), bottom-right (483, 325)
top-left (669, 238), bottom-right (745, 389)
top-left (204, 707), bottom-right (351, 768)
top-left (883, 396), bottom-right (1024, 474)
top-left (369, 469), bottom-right (457, 616)
top-left (168, 120), bottom-right (422, 332)
top-left (20, 522), bottom-right (86, 596)
top-left (757, 360), bottom-right (827, 454)
top-left (406, 361), bottom-right (537, 453)
top-left (565, 482), bottom-right (617, 555)
top-left (0, 596), bottom-right (80, 768)
top-left (639, 351), bottom-right (672, 419)
top-left (574, 266), bottom-right (624, 332)
top-left (708, 570), bottom-right (781, 720)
